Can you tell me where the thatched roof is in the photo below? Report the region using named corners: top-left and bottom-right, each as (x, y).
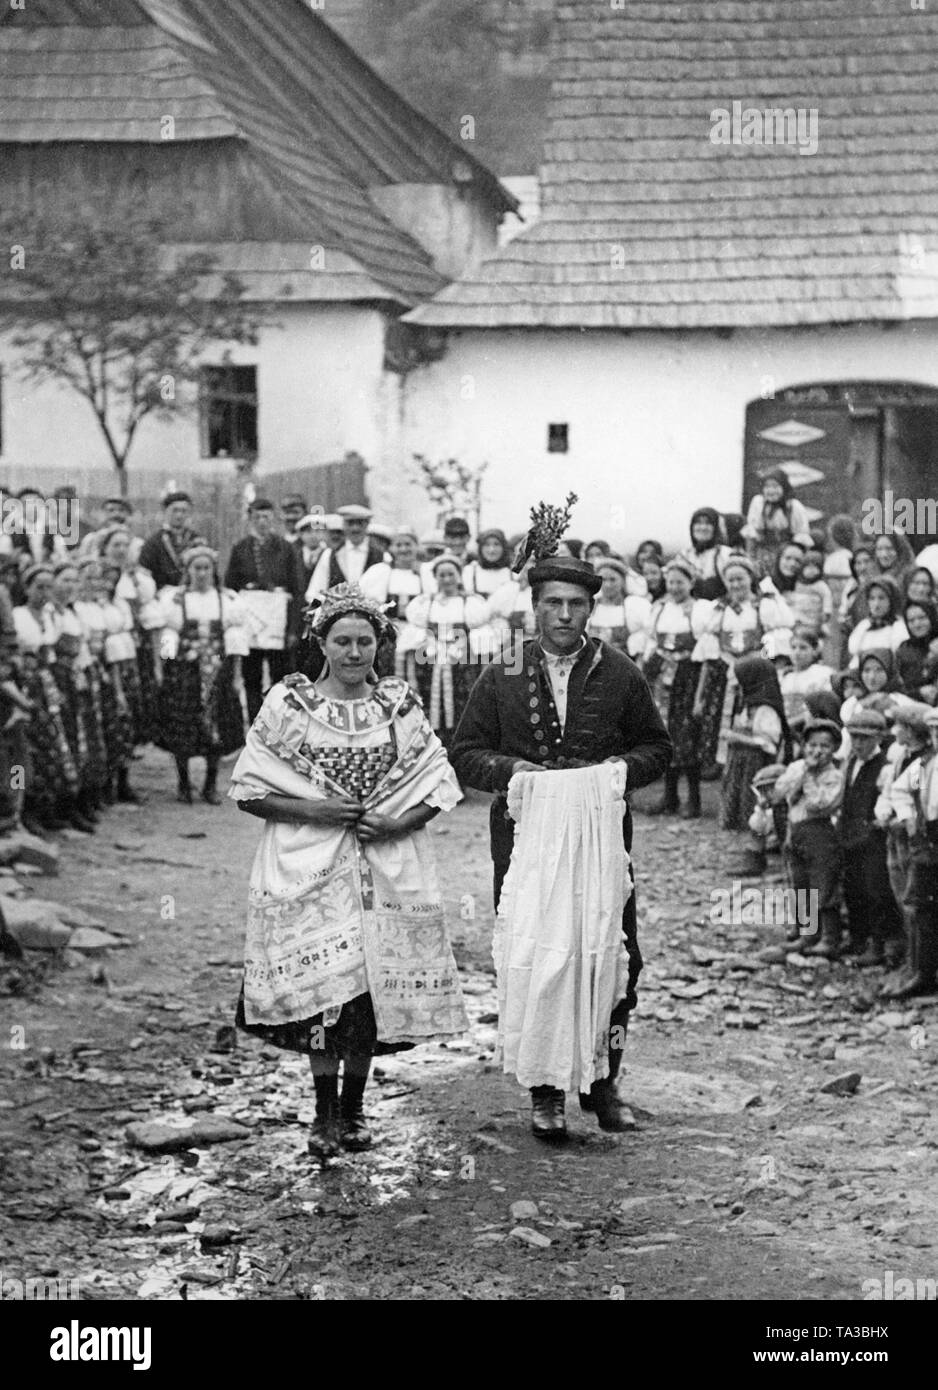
top-left (408, 0), bottom-right (938, 329)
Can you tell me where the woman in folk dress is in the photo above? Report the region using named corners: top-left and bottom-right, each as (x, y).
top-left (97, 562), bottom-right (144, 804)
top-left (231, 583), bottom-right (467, 1160)
top-left (359, 528), bottom-right (425, 685)
top-left (640, 556), bottom-right (712, 818)
top-left (156, 543), bottom-right (249, 806)
top-left (588, 557), bottom-right (651, 658)
top-left (71, 557), bottom-right (111, 818)
top-left (693, 555), bottom-right (794, 777)
top-left (13, 563), bottom-right (80, 834)
top-left (404, 553), bottom-right (489, 747)
top-left (98, 525), bottom-right (163, 746)
top-left (50, 560), bottom-right (101, 831)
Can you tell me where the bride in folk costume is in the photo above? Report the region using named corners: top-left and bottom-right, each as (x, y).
top-left (229, 583), bottom-right (468, 1161)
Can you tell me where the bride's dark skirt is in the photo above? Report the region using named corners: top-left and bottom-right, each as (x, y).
top-left (235, 986), bottom-right (412, 1058)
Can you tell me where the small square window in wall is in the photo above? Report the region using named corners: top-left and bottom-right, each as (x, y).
top-left (548, 422), bottom-right (569, 453)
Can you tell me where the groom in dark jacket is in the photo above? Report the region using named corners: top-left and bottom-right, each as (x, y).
top-left (451, 550), bottom-right (672, 1140)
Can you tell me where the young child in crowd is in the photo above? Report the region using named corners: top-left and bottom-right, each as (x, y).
top-left (772, 719), bottom-right (844, 956)
top-left (721, 655), bottom-right (790, 837)
top-left (781, 627), bottom-right (834, 733)
top-left (790, 547), bottom-right (833, 638)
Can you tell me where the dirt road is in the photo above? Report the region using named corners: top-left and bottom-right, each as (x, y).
top-left (2, 751), bottom-right (936, 1301)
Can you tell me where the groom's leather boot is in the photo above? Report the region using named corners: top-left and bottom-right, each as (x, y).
top-left (530, 1086), bottom-right (566, 1140)
top-left (581, 1007), bottom-right (635, 1132)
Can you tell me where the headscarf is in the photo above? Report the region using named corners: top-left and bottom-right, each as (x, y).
top-left (689, 507), bottom-right (722, 554)
top-left (475, 528), bottom-right (510, 570)
top-left (901, 599), bottom-right (938, 650)
top-left (770, 542), bottom-right (806, 594)
top-left (904, 566), bottom-right (936, 604)
top-left (734, 654), bottom-right (791, 755)
top-left (858, 648), bottom-right (901, 693)
top-left (863, 573), bottom-right (902, 626)
top-left (760, 468), bottom-right (794, 520)
top-left (850, 545), bottom-right (875, 580)
top-left (635, 539), bottom-right (664, 566)
top-left (831, 668), bottom-right (865, 701)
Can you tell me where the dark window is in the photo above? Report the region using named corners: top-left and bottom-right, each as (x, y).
top-left (548, 422), bottom-right (569, 453)
top-left (200, 366), bottom-right (258, 459)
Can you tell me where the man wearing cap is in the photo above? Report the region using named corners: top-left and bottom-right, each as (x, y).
top-left (451, 534), bottom-right (672, 1140)
top-left (225, 498), bottom-right (305, 722)
top-left (139, 491), bottom-right (199, 591)
top-left (306, 504), bottom-right (386, 597)
top-left (292, 513), bottom-right (328, 594)
top-left (279, 493), bottom-right (308, 544)
top-left (840, 708), bottom-right (903, 966)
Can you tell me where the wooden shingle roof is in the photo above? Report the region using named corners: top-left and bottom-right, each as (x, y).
top-left (408, 0), bottom-right (938, 329)
top-left (0, 0), bottom-right (516, 307)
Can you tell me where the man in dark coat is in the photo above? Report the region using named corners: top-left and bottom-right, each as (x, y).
top-left (224, 498), bottom-right (305, 721)
top-left (138, 491), bottom-right (200, 590)
top-left (451, 552), bottom-right (672, 1140)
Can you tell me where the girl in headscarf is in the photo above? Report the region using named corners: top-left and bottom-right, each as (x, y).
top-left (873, 531), bottom-right (916, 588)
top-left (633, 539), bottom-right (662, 597)
top-left (156, 543), bottom-right (250, 806)
top-left (230, 584), bottom-right (467, 1159)
top-left (640, 556), bottom-right (712, 817)
top-left (720, 655), bottom-right (790, 832)
top-left (847, 576), bottom-right (908, 667)
top-left (742, 470), bottom-right (813, 574)
top-left (678, 507), bottom-right (732, 601)
top-left (12, 564), bottom-right (80, 834)
top-left (904, 566), bottom-right (936, 607)
top-left (588, 557), bottom-right (651, 657)
top-left (692, 555), bottom-right (794, 775)
top-left (838, 544), bottom-right (876, 660)
top-left (895, 600), bottom-right (938, 701)
top-left (462, 529), bottom-right (512, 600)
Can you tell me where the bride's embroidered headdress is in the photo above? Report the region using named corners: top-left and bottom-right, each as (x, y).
top-left (304, 582), bottom-right (395, 639)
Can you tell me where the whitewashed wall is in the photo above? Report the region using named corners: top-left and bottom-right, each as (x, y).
top-left (0, 303), bottom-right (387, 490)
top-left (387, 320), bottom-right (938, 549)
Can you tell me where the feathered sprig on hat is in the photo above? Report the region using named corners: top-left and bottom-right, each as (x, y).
top-left (512, 492), bottom-right (579, 574)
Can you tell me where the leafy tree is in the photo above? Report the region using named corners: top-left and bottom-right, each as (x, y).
top-left (0, 207), bottom-right (257, 496)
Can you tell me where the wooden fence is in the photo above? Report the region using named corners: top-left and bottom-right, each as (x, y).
top-left (0, 454), bottom-right (368, 568)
